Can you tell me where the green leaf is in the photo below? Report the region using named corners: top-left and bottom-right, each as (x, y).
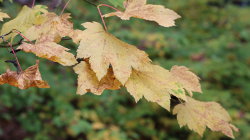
top-left (69, 120), bottom-right (92, 136)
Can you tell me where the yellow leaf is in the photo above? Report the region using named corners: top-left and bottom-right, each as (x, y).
top-left (170, 66), bottom-right (202, 96)
top-left (173, 97), bottom-right (239, 138)
top-left (0, 5), bottom-right (48, 40)
top-left (0, 60), bottom-right (50, 89)
top-left (68, 29), bottom-right (84, 44)
top-left (17, 42), bottom-right (77, 66)
top-left (104, 0), bottom-right (181, 27)
top-left (76, 22), bottom-right (151, 84)
top-left (125, 68), bottom-right (171, 110)
top-left (73, 61), bottom-right (121, 95)
top-left (0, 10), bottom-right (9, 21)
top-left (125, 64), bottom-right (187, 111)
top-left (24, 13), bottom-right (74, 43)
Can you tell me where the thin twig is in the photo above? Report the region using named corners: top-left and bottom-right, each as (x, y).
top-left (0, 32), bottom-right (71, 48)
top-left (60, 0), bottom-right (72, 16)
top-left (0, 29), bottom-right (33, 44)
top-left (12, 29), bottom-right (33, 44)
top-left (0, 39), bottom-right (23, 48)
top-left (0, 36), bottom-right (23, 72)
top-left (97, 5), bottom-right (108, 31)
top-left (32, 0), bottom-right (36, 8)
top-left (0, 30), bottom-right (13, 38)
top-left (98, 4), bottom-right (121, 12)
top-left (97, 4), bottom-right (121, 31)
top-left (8, 42), bottom-right (23, 73)
top-left (1, 37), bottom-right (23, 73)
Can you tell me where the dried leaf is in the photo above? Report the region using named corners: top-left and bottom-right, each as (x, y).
top-left (68, 29), bottom-right (83, 44)
top-left (24, 13), bottom-right (74, 43)
top-left (170, 66), bottom-right (202, 96)
top-left (104, 0), bottom-right (181, 27)
top-left (0, 10), bottom-right (9, 21)
top-left (76, 22), bottom-right (151, 84)
top-left (73, 61), bottom-right (121, 95)
top-left (17, 42), bottom-right (77, 66)
top-left (0, 60), bottom-right (50, 89)
top-left (1, 5), bottom-right (48, 40)
top-left (173, 97), bottom-right (239, 138)
top-left (125, 64), bottom-right (188, 111)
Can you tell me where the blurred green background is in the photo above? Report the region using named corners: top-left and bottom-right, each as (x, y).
top-left (0, 0), bottom-right (250, 140)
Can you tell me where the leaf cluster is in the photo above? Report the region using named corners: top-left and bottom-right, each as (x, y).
top-left (0, 0), bottom-right (242, 139)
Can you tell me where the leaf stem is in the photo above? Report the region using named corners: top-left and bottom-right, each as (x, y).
top-left (0, 29), bottom-right (32, 44)
top-left (98, 4), bottom-right (121, 12)
top-left (97, 4), bottom-right (120, 31)
top-left (1, 36), bottom-right (23, 73)
top-left (12, 29), bottom-right (33, 44)
top-left (0, 39), bottom-right (23, 48)
top-left (97, 5), bottom-right (108, 31)
top-left (8, 42), bottom-right (23, 73)
top-left (60, 0), bottom-right (72, 16)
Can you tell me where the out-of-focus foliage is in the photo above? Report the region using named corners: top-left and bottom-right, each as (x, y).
top-left (0, 0), bottom-right (249, 140)
top-left (0, 0), bottom-right (12, 3)
top-left (107, 0), bottom-right (124, 8)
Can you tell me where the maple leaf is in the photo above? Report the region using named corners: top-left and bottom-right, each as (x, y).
top-left (76, 22), bottom-right (151, 84)
top-left (0, 60), bottom-right (50, 89)
top-left (73, 61), bottom-right (121, 95)
top-left (170, 66), bottom-right (202, 96)
top-left (24, 13), bottom-right (74, 43)
top-left (173, 97), bottom-right (239, 138)
top-left (17, 42), bottom-right (77, 66)
top-left (125, 65), bottom-right (171, 110)
top-left (0, 10), bottom-right (9, 21)
top-left (0, 5), bottom-right (48, 41)
top-left (125, 64), bottom-right (196, 110)
top-left (125, 64), bottom-right (202, 110)
top-left (104, 0), bottom-right (181, 27)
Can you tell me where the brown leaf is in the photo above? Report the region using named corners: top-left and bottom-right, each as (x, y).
top-left (0, 60), bottom-right (50, 89)
top-left (104, 0), bottom-right (181, 27)
top-left (17, 42), bottom-right (77, 66)
top-left (76, 22), bottom-right (151, 84)
top-left (73, 61), bottom-right (121, 95)
top-left (173, 97), bottom-right (239, 138)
